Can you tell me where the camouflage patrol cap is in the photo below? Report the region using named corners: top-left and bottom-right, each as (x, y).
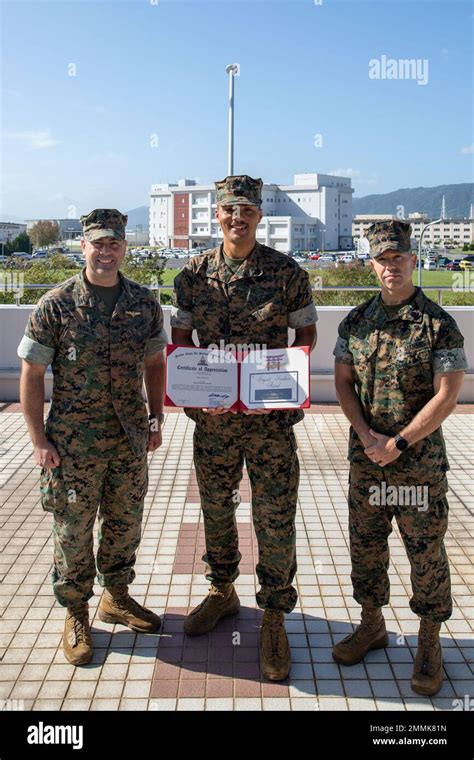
top-left (365, 220), bottom-right (413, 258)
top-left (80, 209), bottom-right (128, 242)
top-left (215, 175), bottom-right (263, 206)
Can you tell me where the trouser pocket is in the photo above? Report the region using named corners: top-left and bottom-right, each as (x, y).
top-left (40, 466), bottom-right (67, 515)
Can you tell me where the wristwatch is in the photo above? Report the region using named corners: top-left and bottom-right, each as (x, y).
top-left (148, 413), bottom-right (165, 425)
top-left (393, 434), bottom-right (409, 451)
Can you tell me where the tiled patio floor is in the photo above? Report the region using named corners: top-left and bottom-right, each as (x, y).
top-left (0, 406), bottom-right (472, 712)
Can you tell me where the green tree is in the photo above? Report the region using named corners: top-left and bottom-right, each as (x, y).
top-left (29, 220), bottom-right (60, 248)
top-left (5, 231), bottom-right (31, 254)
top-left (121, 253), bottom-right (166, 286)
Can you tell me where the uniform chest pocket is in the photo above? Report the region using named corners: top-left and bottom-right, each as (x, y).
top-left (394, 345), bottom-right (432, 367)
top-left (348, 336), bottom-right (377, 363)
top-left (119, 316), bottom-right (149, 340)
top-left (394, 344), bottom-right (433, 391)
top-left (250, 299), bottom-right (286, 323)
top-left (60, 321), bottom-right (104, 362)
top-left (63, 319), bottom-right (97, 340)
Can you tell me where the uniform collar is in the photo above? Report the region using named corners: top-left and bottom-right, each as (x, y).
top-left (205, 241), bottom-right (264, 281)
top-left (364, 287), bottom-right (426, 325)
top-left (73, 267), bottom-right (134, 307)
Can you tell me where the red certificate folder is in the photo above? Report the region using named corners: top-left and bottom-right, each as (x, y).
top-left (165, 344), bottom-right (310, 411)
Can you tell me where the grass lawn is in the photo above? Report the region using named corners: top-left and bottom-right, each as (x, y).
top-left (414, 270), bottom-right (460, 286)
top-left (162, 267), bottom-right (465, 286)
top-left (161, 268), bottom-right (181, 285)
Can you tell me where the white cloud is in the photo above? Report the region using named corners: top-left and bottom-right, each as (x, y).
top-left (7, 129), bottom-right (60, 150)
top-left (328, 169), bottom-right (378, 187)
top-left (460, 144), bottom-right (474, 154)
top-left (328, 168), bottom-right (361, 178)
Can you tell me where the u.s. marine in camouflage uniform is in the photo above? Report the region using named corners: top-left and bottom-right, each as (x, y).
top-left (18, 209), bottom-right (167, 666)
top-left (331, 219), bottom-right (467, 696)
top-left (171, 175), bottom-right (318, 681)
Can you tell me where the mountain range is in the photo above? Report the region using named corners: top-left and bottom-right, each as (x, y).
top-left (3, 183), bottom-right (472, 228)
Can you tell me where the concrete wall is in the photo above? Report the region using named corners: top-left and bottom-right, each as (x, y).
top-left (1, 304), bottom-right (473, 403)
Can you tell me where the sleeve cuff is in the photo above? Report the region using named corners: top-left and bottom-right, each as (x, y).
top-left (17, 335), bottom-right (55, 366)
top-left (433, 347), bottom-right (468, 374)
top-left (170, 306), bottom-right (194, 330)
top-left (288, 302), bottom-right (318, 329)
top-left (333, 336), bottom-right (353, 364)
top-left (145, 327), bottom-right (168, 356)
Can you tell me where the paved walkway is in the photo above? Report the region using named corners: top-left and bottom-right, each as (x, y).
top-left (0, 407), bottom-right (472, 712)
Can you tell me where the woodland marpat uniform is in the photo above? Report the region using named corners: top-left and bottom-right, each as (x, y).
top-left (334, 286), bottom-right (467, 621)
top-left (18, 268), bottom-right (167, 606)
top-left (173, 237), bottom-right (317, 611)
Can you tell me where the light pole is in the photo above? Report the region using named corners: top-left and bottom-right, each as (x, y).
top-left (321, 229), bottom-right (326, 254)
top-left (417, 218), bottom-right (441, 286)
top-left (225, 64), bottom-right (239, 176)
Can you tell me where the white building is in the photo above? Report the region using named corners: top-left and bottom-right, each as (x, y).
top-left (150, 173), bottom-right (353, 252)
top-left (353, 213), bottom-right (474, 246)
top-left (0, 222), bottom-right (27, 243)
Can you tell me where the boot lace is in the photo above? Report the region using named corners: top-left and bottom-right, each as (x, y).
top-left (345, 612), bottom-right (380, 649)
top-left (191, 585), bottom-right (227, 615)
top-left (112, 591), bottom-right (149, 616)
top-left (69, 605), bottom-right (91, 646)
top-left (263, 611), bottom-right (286, 658)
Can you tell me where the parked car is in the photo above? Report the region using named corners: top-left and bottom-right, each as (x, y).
top-left (446, 260), bottom-right (461, 271)
top-left (319, 254), bottom-right (336, 262)
top-left (437, 257), bottom-right (450, 268)
top-left (460, 255), bottom-right (474, 270)
top-left (31, 251), bottom-right (49, 259)
top-left (12, 252), bottom-right (32, 260)
top-left (309, 253), bottom-right (320, 260)
top-left (424, 259), bottom-right (437, 270)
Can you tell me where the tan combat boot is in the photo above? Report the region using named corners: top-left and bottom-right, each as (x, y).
top-left (184, 583), bottom-right (240, 636)
top-left (411, 619), bottom-right (443, 696)
top-left (332, 604), bottom-right (388, 665)
top-left (63, 603), bottom-right (93, 666)
top-left (260, 609), bottom-right (291, 681)
top-left (98, 585), bottom-right (161, 633)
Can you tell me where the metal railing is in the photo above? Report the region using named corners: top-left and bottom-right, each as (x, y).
top-left (2, 283), bottom-right (456, 306)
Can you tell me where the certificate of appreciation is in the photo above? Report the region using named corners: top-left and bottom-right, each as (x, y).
top-left (165, 345), bottom-right (310, 410)
top-left (165, 346), bottom-right (239, 409)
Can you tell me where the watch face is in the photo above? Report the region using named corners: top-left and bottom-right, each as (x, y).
top-left (396, 436), bottom-right (408, 451)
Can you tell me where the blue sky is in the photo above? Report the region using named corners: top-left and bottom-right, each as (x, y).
top-left (1, 0), bottom-right (473, 220)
